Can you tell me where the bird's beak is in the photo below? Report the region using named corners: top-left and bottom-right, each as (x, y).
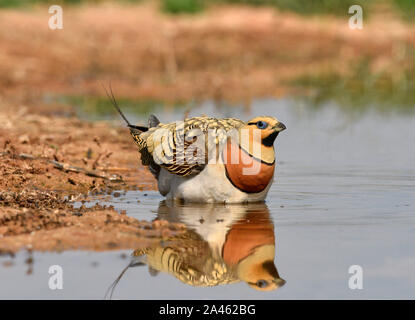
top-left (273, 122), bottom-right (286, 132)
top-left (273, 278), bottom-right (286, 288)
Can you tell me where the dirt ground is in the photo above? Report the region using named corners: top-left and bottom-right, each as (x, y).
top-left (1, 2), bottom-right (414, 107)
top-left (1, 2), bottom-right (415, 253)
top-left (0, 106), bottom-right (189, 254)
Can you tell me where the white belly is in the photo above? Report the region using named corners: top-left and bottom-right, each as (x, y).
top-left (157, 164), bottom-right (273, 203)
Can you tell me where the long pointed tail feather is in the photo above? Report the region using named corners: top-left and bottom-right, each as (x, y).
top-left (103, 83), bottom-right (148, 132)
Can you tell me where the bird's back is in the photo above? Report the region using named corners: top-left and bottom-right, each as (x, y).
top-left (131, 116), bottom-right (246, 178)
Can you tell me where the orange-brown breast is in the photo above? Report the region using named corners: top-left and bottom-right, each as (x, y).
top-left (224, 139), bottom-right (275, 193)
top-left (222, 211), bottom-right (275, 266)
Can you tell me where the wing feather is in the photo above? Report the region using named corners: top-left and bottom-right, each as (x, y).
top-left (132, 116), bottom-right (245, 177)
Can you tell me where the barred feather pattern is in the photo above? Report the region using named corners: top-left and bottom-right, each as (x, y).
top-left (133, 231), bottom-right (238, 287)
top-left (130, 117), bottom-right (245, 178)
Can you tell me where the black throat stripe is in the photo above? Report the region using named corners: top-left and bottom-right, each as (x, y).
top-left (262, 131), bottom-right (279, 147)
top-left (238, 144), bottom-right (275, 166)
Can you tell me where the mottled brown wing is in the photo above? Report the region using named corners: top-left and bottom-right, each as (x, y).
top-left (131, 117), bottom-right (245, 178)
top-left (140, 231), bottom-right (239, 287)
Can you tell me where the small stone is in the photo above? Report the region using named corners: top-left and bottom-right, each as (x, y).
top-left (18, 134), bottom-right (30, 144)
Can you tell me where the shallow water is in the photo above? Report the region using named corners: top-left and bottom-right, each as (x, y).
top-left (1, 98), bottom-right (415, 299)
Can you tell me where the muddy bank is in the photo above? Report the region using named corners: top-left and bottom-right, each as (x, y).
top-left (0, 107), bottom-right (156, 194)
top-left (0, 107), bottom-right (188, 254)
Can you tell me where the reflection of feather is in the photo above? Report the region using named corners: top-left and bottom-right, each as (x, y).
top-left (135, 203), bottom-right (285, 290)
top-left (107, 203), bottom-right (285, 297)
top-left (148, 266), bottom-right (159, 277)
top-left (140, 245), bottom-right (237, 287)
top-left (104, 254), bottom-right (146, 300)
top-left (133, 230), bottom-right (237, 286)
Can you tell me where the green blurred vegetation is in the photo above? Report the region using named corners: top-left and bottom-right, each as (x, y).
top-left (0, 0), bottom-right (80, 7)
top-left (291, 59), bottom-right (415, 113)
top-left (161, 0), bottom-right (204, 13)
top-left (0, 0), bottom-right (145, 7)
top-left (2, 0), bottom-right (415, 19)
top-left (392, 0), bottom-right (415, 20)
top-left (51, 95), bottom-right (188, 121)
top-left (213, 0), bottom-right (370, 15)
top-left (4, 0), bottom-right (415, 113)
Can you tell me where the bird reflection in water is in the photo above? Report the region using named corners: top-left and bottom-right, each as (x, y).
top-left (107, 202), bottom-right (285, 298)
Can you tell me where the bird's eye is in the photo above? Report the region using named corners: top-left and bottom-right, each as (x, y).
top-left (256, 121), bottom-right (268, 129)
top-left (256, 280), bottom-right (269, 288)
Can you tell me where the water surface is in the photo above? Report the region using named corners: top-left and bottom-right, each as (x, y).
top-left (1, 98), bottom-right (414, 299)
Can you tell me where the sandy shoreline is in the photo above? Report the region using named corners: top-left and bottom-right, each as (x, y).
top-left (0, 105), bottom-right (190, 253)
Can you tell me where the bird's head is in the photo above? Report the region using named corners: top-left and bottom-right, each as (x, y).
top-left (236, 116), bottom-right (286, 164)
top-left (221, 207), bottom-right (285, 292)
top-left (244, 116), bottom-right (286, 146)
top-left (237, 244), bottom-right (286, 292)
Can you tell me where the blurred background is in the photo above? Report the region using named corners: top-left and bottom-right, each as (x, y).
top-left (1, 0), bottom-right (415, 118)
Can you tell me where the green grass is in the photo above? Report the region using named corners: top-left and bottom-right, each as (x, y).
top-left (161, 0), bottom-right (204, 14)
top-left (0, 0), bottom-right (32, 7)
top-left (0, 0), bottom-right (141, 8)
top-left (0, 0), bottom-right (371, 15)
top-left (0, 0), bottom-right (82, 7)
top-left (392, 0), bottom-right (415, 19)
top-left (214, 0), bottom-right (370, 16)
top-left (158, 0), bottom-right (371, 15)
top-left (1, 0), bottom-right (413, 20)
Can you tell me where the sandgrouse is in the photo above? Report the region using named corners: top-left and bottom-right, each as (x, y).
top-left (110, 96), bottom-right (286, 203)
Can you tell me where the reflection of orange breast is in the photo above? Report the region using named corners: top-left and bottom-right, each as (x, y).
top-left (224, 140), bottom-right (275, 193)
top-left (222, 211), bottom-right (275, 266)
